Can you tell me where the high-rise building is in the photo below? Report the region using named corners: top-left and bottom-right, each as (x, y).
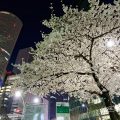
top-left (0, 85), bottom-right (13, 113)
top-left (0, 11), bottom-right (22, 76)
top-left (12, 47), bottom-right (33, 74)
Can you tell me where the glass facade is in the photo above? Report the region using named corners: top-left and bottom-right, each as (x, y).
top-left (0, 11), bottom-right (22, 76)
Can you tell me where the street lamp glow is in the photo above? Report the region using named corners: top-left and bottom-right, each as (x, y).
top-left (106, 40), bottom-right (115, 47)
top-left (81, 103), bottom-right (86, 107)
top-left (33, 97), bottom-right (40, 104)
top-left (15, 91), bottom-right (22, 98)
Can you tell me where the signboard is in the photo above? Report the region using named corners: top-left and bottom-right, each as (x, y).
top-left (57, 102), bottom-right (69, 113)
top-left (0, 11), bottom-right (22, 76)
top-left (22, 103), bottom-right (45, 120)
top-left (56, 102), bottom-right (70, 120)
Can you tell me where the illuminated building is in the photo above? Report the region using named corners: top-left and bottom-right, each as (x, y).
top-left (0, 85), bottom-right (12, 113)
top-left (0, 11), bottom-right (22, 76)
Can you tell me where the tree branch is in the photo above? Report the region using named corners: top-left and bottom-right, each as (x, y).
top-left (42, 71), bottom-right (92, 80)
top-left (85, 90), bottom-right (102, 97)
top-left (29, 71), bottom-right (93, 88)
top-left (74, 53), bottom-right (91, 64)
top-left (93, 26), bottom-right (120, 40)
top-left (89, 38), bottom-right (94, 61)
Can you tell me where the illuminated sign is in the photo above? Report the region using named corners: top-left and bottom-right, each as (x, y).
top-left (56, 102), bottom-right (70, 120)
top-left (0, 11), bottom-right (22, 76)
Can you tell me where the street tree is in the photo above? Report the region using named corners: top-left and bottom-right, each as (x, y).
top-left (13, 0), bottom-right (120, 119)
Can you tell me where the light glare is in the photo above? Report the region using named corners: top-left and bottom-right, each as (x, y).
top-left (106, 40), bottom-right (115, 47)
top-left (81, 103), bottom-right (86, 107)
top-left (15, 91), bottom-right (22, 98)
top-left (33, 97), bottom-right (39, 104)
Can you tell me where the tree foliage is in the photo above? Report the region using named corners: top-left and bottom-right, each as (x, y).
top-left (13, 0), bottom-right (120, 101)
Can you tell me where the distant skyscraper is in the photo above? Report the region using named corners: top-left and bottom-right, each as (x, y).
top-left (0, 11), bottom-right (22, 76)
top-left (12, 47), bottom-right (33, 74)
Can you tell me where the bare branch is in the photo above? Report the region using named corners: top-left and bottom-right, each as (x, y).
top-left (94, 26), bottom-right (120, 40)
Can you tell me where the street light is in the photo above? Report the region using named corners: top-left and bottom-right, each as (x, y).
top-left (81, 103), bottom-right (86, 108)
top-left (14, 90), bottom-right (22, 98)
top-left (33, 97), bottom-right (40, 104)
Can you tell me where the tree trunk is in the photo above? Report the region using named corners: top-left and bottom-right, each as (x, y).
top-left (83, 51), bottom-right (120, 120)
top-left (102, 91), bottom-right (120, 120)
top-left (90, 72), bottom-right (120, 120)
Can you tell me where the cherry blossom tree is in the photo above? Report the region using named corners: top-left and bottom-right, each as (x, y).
top-left (13, 0), bottom-right (120, 119)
